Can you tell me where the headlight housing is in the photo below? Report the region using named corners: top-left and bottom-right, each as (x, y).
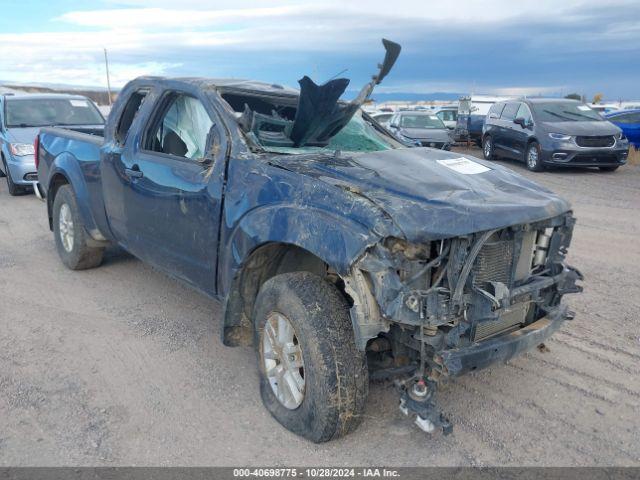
top-left (617, 132), bottom-right (628, 141)
top-left (9, 143), bottom-right (35, 156)
top-left (548, 133), bottom-right (572, 141)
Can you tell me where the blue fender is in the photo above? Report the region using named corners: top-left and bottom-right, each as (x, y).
top-left (47, 152), bottom-right (104, 241)
top-left (219, 203), bottom-right (381, 294)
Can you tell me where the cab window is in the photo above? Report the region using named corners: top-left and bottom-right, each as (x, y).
top-left (146, 93), bottom-right (213, 160)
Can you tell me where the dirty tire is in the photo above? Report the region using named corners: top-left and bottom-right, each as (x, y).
top-left (253, 272), bottom-right (369, 443)
top-left (52, 185), bottom-right (104, 270)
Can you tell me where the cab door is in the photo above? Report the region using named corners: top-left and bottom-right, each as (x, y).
top-left (121, 89), bottom-right (227, 295)
top-left (101, 87), bottom-right (153, 246)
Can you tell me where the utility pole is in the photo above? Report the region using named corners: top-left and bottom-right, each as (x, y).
top-left (103, 48), bottom-right (112, 106)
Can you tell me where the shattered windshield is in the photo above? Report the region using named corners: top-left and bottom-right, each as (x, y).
top-left (255, 111), bottom-right (402, 155)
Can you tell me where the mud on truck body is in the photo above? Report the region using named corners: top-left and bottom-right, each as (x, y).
top-left (35, 40), bottom-right (582, 442)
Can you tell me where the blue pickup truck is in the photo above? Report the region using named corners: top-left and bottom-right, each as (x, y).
top-left (35, 40), bottom-right (582, 442)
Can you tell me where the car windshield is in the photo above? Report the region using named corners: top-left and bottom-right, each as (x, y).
top-left (5, 98), bottom-right (104, 127)
top-left (532, 102), bottom-right (603, 122)
top-left (257, 111), bottom-right (403, 155)
top-left (399, 114), bottom-right (445, 129)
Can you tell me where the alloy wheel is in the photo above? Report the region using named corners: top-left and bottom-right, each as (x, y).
top-left (58, 203), bottom-right (75, 253)
top-left (262, 312), bottom-right (305, 409)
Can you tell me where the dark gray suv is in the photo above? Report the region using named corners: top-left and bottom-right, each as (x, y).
top-left (482, 98), bottom-right (630, 172)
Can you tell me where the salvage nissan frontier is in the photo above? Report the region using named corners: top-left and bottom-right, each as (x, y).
top-left (35, 40), bottom-right (583, 442)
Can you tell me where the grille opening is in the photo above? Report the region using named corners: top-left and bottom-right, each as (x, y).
top-left (575, 135), bottom-right (615, 148)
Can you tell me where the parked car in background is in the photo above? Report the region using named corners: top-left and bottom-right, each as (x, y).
top-left (0, 93), bottom-right (104, 195)
top-left (605, 109), bottom-right (640, 148)
top-left (370, 111), bottom-right (393, 127)
top-left (388, 111), bottom-right (453, 149)
top-left (434, 105), bottom-right (458, 130)
top-left (455, 95), bottom-right (510, 144)
top-left (588, 103), bottom-right (620, 114)
top-left (482, 98), bottom-right (629, 171)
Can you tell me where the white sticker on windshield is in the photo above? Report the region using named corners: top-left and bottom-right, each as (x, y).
top-left (437, 157), bottom-right (491, 175)
top-left (577, 105), bottom-right (591, 111)
top-left (70, 99), bottom-right (89, 107)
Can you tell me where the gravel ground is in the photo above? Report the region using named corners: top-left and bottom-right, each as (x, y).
top-left (1, 149), bottom-right (639, 466)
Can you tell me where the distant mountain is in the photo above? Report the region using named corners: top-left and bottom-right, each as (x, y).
top-left (0, 81), bottom-right (116, 105)
top-left (347, 91), bottom-right (463, 102)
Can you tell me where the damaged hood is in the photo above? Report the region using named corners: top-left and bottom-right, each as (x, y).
top-left (269, 148), bottom-right (571, 242)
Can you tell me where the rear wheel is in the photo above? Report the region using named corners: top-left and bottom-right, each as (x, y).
top-left (483, 136), bottom-right (495, 159)
top-left (52, 185), bottom-right (104, 270)
top-left (599, 166), bottom-right (619, 172)
top-left (525, 141), bottom-right (544, 171)
top-left (253, 272), bottom-right (368, 442)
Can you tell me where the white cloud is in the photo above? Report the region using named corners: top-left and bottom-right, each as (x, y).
top-left (0, 0), bottom-right (638, 92)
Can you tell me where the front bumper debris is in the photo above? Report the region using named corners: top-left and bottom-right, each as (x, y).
top-left (440, 309), bottom-right (572, 377)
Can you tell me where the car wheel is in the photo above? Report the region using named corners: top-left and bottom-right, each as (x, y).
top-left (525, 142), bottom-right (544, 171)
top-left (52, 185), bottom-right (104, 270)
top-left (2, 157), bottom-right (26, 196)
top-left (599, 166), bottom-right (619, 172)
top-left (253, 271), bottom-right (368, 443)
top-left (483, 136), bottom-right (495, 160)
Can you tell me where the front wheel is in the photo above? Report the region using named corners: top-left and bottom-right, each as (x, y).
top-left (253, 272), bottom-right (369, 443)
top-left (52, 185), bottom-right (104, 270)
top-left (3, 158), bottom-right (26, 196)
top-left (525, 142), bottom-right (544, 171)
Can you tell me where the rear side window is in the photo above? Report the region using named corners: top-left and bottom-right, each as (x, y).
top-left (501, 103), bottom-right (520, 121)
top-left (437, 110), bottom-right (457, 122)
top-left (488, 103), bottom-right (506, 119)
top-left (116, 89), bottom-right (149, 145)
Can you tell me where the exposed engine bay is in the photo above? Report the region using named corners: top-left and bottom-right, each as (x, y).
top-left (344, 212), bottom-right (583, 433)
top-left (219, 39), bottom-right (401, 149)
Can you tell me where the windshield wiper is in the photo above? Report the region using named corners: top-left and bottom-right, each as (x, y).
top-left (542, 110), bottom-right (575, 122)
top-left (562, 110), bottom-right (600, 121)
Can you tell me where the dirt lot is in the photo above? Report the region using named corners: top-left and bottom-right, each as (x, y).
top-left (1, 148), bottom-right (639, 466)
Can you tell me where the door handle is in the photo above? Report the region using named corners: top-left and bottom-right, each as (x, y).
top-left (124, 165), bottom-right (143, 179)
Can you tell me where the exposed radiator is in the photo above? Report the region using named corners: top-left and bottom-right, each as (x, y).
top-left (472, 239), bottom-right (514, 288)
top-left (474, 302), bottom-right (529, 342)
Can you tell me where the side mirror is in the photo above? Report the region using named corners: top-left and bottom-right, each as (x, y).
top-left (514, 117), bottom-right (526, 128)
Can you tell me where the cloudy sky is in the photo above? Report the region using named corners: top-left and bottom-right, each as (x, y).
top-left (1, 0), bottom-right (639, 99)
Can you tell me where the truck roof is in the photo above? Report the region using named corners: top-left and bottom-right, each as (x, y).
top-left (134, 76), bottom-right (299, 96)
